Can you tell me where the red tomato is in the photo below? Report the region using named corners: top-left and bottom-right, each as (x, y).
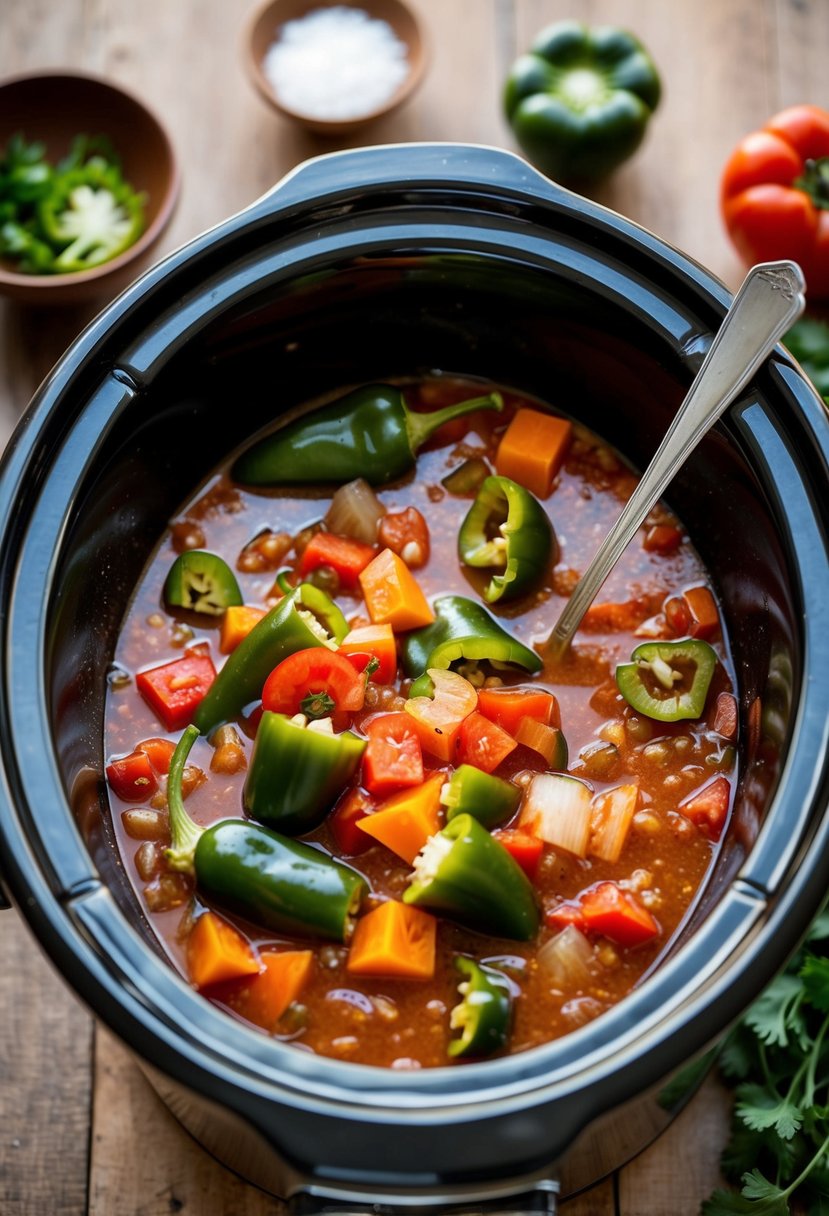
top-left (297, 532), bottom-right (376, 589)
top-left (329, 788), bottom-right (375, 856)
top-left (580, 882), bottom-right (660, 948)
top-left (378, 507), bottom-right (430, 568)
top-left (362, 712), bottom-right (424, 795)
top-left (721, 105), bottom-right (829, 298)
top-left (680, 775), bottom-right (731, 842)
top-left (457, 711), bottom-right (517, 773)
top-left (262, 647), bottom-right (365, 717)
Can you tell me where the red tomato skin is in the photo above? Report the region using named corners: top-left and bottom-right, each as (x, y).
top-left (105, 751), bottom-right (158, 802)
top-left (362, 713), bottom-right (424, 795)
top-left (262, 648), bottom-right (365, 716)
top-left (680, 775), bottom-right (731, 842)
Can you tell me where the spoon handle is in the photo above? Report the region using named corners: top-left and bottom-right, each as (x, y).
top-left (547, 260), bottom-right (806, 655)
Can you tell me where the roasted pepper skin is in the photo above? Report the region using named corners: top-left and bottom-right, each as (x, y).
top-left (448, 957), bottom-right (513, 1058)
top-left (244, 711), bottom-right (366, 835)
top-left (404, 813), bottom-right (540, 941)
top-left (458, 475), bottom-right (554, 603)
top-left (504, 21), bottom-right (661, 182)
top-left (615, 638), bottom-right (717, 722)
top-left (193, 584), bottom-right (346, 734)
top-left (194, 820), bottom-right (368, 942)
top-left (163, 550), bottom-right (243, 617)
top-left (401, 595), bottom-right (542, 678)
top-left (232, 385), bottom-right (503, 488)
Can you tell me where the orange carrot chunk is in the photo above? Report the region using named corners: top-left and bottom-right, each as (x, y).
top-left (186, 910), bottom-right (260, 989)
top-left (356, 772), bottom-right (445, 863)
top-left (359, 548), bottom-right (434, 631)
top-left (220, 605), bottom-right (267, 654)
top-left (347, 900), bottom-right (437, 979)
top-left (495, 408), bottom-right (572, 498)
top-left (226, 948), bottom-right (314, 1029)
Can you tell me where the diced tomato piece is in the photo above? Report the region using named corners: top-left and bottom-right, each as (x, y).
top-left (477, 687), bottom-right (560, 735)
top-left (262, 647), bottom-right (365, 717)
top-left (106, 750), bottom-right (158, 802)
top-left (362, 712), bottom-right (424, 795)
top-left (136, 648), bottom-right (217, 731)
top-left (544, 899), bottom-right (587, 932)
top-left (297, 532), bottom-right (376, 589)
top-left (710, 691), bottom-right (738, 741)
top-left (680, 775), bottom-right (731, 842)
top-left (492, 829), bottom-right (544, 879)
top-left (664, 585), bottom-right (720, 640)
top-left (329, 788), bottom-right (375, 856)
top-left (378, 507), bottom-right (430, 568)
top-left (338, 623), bottom-right (398, 684)
top-left (457, 711), bottom-right (517, 773)
top-left (581, 597), bottom-right (652, 632)
top-left (643, 524), bottom-right (683, 554)
top-left (580, 882), bottom-right (660, 948)
top-left (135, 737), bottom-right (176, 775)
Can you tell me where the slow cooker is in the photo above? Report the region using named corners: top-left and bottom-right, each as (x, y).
top-left (1, 144), bottom-right (829, 1214)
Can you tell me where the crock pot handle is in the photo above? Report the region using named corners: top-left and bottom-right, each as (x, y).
top-left (245, 143), bottom-right (567, 219)
top-left (287, 1181), bottom-right (558, 1215)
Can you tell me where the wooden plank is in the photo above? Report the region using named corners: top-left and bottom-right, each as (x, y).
top-left (0, 911), bottom-right (93, 1216)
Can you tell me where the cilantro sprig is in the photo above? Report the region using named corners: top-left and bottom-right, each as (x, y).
top-left (704, 909), bottom-right (829, 1214)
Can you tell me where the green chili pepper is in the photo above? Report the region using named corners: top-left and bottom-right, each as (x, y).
top-left (193, 583), bottom-right (347, 734)
top-left (163, 550), bottom-right (243, 617)
top-left (448, 957), bottom-right (513, 1059)
top-left (503, 20), bottom-right (661, 183)
top-left (403, 814), bottom-right (539, 941)
top-left (166, 725), bottom-right (366, 941)
top-left (458, 475), bottom-right (555, 603)
top-left (441, 764), bottom-right (520, 830)
top-left (615, 638), bottom-right (717, 722)
top-left (401, 595), bottom-right (542, 679)
top-left (232, 384), bottom-right (504, 488)
top-left (441, 458), bottom-right (491, 497)
top-left (244, 710), bottom-right (366, 835)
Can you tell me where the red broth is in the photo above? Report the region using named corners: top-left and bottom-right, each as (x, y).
top-left (105, 378), bottom-right (737, 1069)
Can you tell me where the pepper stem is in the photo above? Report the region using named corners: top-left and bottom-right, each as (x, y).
top-left (164, 724), bottom-right (203, 875)
top-left (405, 392), bottom-right (504, 455)
top-left (794, 157), bottom-right (829, 210)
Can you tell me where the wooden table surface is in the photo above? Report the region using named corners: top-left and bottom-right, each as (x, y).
top-left (1, 1), bottom-right (826, 1212)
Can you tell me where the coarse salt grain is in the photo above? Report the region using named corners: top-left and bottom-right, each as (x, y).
top-left (263, 6), bottom-right (410, 121)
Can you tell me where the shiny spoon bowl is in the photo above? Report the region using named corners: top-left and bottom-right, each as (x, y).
top-left (546, 259), bottom-right (806, 655)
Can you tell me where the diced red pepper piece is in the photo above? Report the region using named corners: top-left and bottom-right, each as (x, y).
top-left (105, 750), bottom-right (158, 802)
top-left (580, 881), bottom-right (660, 947)
top-left (457, 711), bottom-right (517, 773)
top-left (492, 829), bottom-right (544, 879)
top-left (136, 648), bottom-right (217, 731)
top-left (329, 788), bottom-right (375, 856)
top-left (297, 531), bottom-right (376, 589)
top-left (680, 775), bottom-right (731, 842)
top-left (362, 712), bottom-right (424, 795)
top-left (643, 524), bottom-right (683, 554)
top-left (477, 686), bottom-right (560, 735)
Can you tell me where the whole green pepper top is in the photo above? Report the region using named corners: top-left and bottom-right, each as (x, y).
top-left (165, 725), bottom-right (366, 941)
top-left (193, 582), bottom-right (347, 734)
top-left (504, 20), bottom-right (661, 182)
top-left (244, 710), bottom-right (366, 836)
top-left (615, 638), bottom-right (717, 722)
top-left (164, 550), bottom-right (243, 617)
top-left (448, 957), bottom-right (513, 1059)
top-left (458, 474), bottom-right (555, 603)
top-left (401, 594), bottom-right (542, 679)
top-left (232, 384), bottom-right (503, 488)
top-left (404, 813), bottom-right (540, 941)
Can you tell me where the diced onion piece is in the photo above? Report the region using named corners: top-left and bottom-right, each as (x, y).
top-left (590, 784), bottom-right (639, 863)
top-left (325, 478), bottom-right (386, 544)
top-left (538, 925), bottom-right (594, 987)
top-left (518, 774), bottom-right (592, 858)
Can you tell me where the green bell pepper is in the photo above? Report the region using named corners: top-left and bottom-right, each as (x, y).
top-left (441, 764), bottom-right (520, 830)
top-left (244, 710), bottom-right (366, 835)
top-left (193, 583), bottom-right (347, 734)
top-left (163, 550), bottom-right (243, 617)
top-left (448, 957), bottom-right (513, 1059)
top-left (458, 475), bottom-right (555, 603)
top-left (402, 595), bottom-right (542, 681)
top-left (232, 384), bottom-right (503, 488)
top-left (504, 20), bottom-right (661, 182)
top-left (616, 638), bottom-right (717, 722)
top-left (403, 813), bottom-right (540, 941)
top-left (165, 726), bottom-right (366, 941)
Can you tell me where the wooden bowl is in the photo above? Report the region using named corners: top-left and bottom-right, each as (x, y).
top-left (245, 0), bottom-right (427, 135)
top-left (0, 71), bottom-right (180, 305)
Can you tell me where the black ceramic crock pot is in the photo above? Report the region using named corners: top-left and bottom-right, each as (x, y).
top-left (2, 144), bottom-right (829, 1215)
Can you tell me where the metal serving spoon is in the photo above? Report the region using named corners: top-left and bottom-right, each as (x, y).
top-left (546, 260), bottom-right (806, 656)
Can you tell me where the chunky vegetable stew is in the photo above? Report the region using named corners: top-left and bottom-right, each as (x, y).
top-left (105, 377), bottom-right (737, 1068)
